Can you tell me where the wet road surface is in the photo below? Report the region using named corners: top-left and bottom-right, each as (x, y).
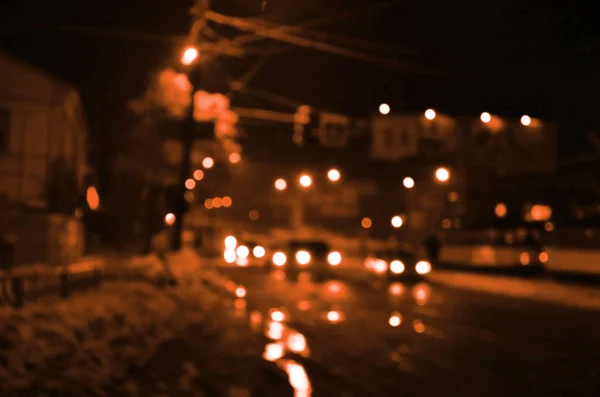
top-left (219, 266), bottom-right (600, 397)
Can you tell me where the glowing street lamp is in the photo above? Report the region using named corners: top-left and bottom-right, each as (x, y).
top-left (202, 157), bottom-right (214, 169)
top-left (327, 168), bottom-right (341, 182)
top-left (181, 46), bottom-right (199, 66)
top-left (403, 177), bottom-right (415, 189)
top-left (185, 178), bottom-right (196, 190)
top-left (521, 115), bottom-right (531, 126)
top-left (164, 213), bottom-right (176, 226)
top-left (274, 178), bottom-right (287, 191)
top-left (298, 174), bottom-right (312, 188)
top-left (391, 216), bottom-right (403, 228)
top-left (379, 103), bottom-right (390, 115)
top-left (435, 167), bottom-right (450, 183)
top-left (480, 112), bottom-right (491, 123)
top-left (425, 109), bottom-right (436, 121)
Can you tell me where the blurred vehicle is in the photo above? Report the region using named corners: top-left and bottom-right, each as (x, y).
top-left (269, 239), bottom-right (342, 282)
top-left (222, 235), bottom-right (269, 267)
top-left (440, 229), bottom-right (547, 273)
top-left (365, 245), bottom-right (432, 281)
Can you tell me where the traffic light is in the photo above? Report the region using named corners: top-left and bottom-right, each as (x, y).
top-left (293, 105), bottom-right (320, 145)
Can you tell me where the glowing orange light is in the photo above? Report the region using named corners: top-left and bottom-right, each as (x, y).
top-left (164, 213), bottom-right (176, 225)
top-left (185, 178), bottom-right (196, 190)
top-left (298, 174), bottom-right (312, 188)
top-left (327, 168), bottom-right (341, 182)
top-left (228, 152), bottom-right (241, 164)
top-left (379, 103), bottom-right (390, 115)
top-left (181, 46), bottom-right (199, 65)
top-left (202, 157), bottom-right (214, 169)
top-left (361, 217), bottom-right (372, 229)
top-left (86, 186), bottom-right (100, 210)
top-left (403, 177), bottom-right (415, 189)
top-left (495, 203), bottom-right (507, 218)
top-left (193, 169), bottom-right (204, 180)
top-left (222, 196), bottom-right (232, 207)
top-left (425, 109), bottom-right (436, 120)
top-left (275, 178), bottom-right (287, 191)
top-left (435, 167), bottom-right (450, 183)
top-left (212, 197), bottom-right (222, 208)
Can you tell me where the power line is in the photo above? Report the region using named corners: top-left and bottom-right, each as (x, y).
top-left (205, 11), bottom-right (438, 75)
top-left (220, 0), bottom-right (405, 49)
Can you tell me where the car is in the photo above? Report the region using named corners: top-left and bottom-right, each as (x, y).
top-left (269, 239), bottom-right (342, 282)
top-left (222, 235), bottom-right (269, 267)
top-left (365, 246), bottom-right (432, 281)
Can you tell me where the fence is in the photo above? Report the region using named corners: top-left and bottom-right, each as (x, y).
top-left (0, 258), bottom-right (107, 309)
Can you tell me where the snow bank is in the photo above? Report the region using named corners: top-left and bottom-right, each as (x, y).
top-left (0, 276), bottom-right (215, 396)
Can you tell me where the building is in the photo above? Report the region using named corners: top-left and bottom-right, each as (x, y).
top-left (0, 52), bottom-right (88, 267)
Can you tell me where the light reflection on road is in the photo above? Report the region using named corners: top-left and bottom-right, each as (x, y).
top-left (229, 273), bottom-right (435, 396)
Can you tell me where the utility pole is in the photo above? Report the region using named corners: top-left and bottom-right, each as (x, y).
top-left (170, 0), bottom-right (213, 251)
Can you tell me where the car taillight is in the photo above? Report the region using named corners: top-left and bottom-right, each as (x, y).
top-left (273, 252), bottom-right (287, 266)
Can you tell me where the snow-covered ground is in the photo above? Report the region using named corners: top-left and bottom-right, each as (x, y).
top-left (0, 248), bottom-right (271, 397)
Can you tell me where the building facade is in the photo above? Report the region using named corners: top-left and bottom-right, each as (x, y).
top-left (0, 53), bottom-right (88, 266)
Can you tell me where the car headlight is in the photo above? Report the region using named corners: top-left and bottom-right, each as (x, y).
top-left (374, 259), bottom-right (388, 274)
top-left (253, 245), bottom-right (266, 258)
top-left (224, 249), bottom-right (236, 264)
top-left (273, 252), bottom-right (287, 266)
top-left (236, 245), bottom-right (249, 258)
top-left (390, 260), bottom-right (405, 274)
top-left (415, 260), bottom-right (431, 275)
top-left (327, 251), bottom-right (342, 266)
top-left (295, 250), bottom-right (311, 265)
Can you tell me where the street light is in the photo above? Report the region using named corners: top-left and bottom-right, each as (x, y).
top-left (185, 178), bottom-right (196, 190)
top-left (164, 213), bottom-right (176, 226)
top-left (274, 178), bottom-right (287, 191)
top-left (361, 217), bottom-right (372, 229)
top-left (425, 109), bottom-right (436, 121)
top-left (228, 152), bottom-right (241, 164)
top-left (181, 46), bottom-right (199, 66)
top-left (435, 167), bottom-right (450, 183)
top-left (327, 168), bottom-right (341, 182)
top-left (299, 174), bottom-right (312, 188)
top-left (379, 103), bottom-right (390, 115)
top-left (402, 177), bottom-right (415, 189)
top-left (202, 157), bottom-right (214, 169)
top-left (193, 169), bottom-right (204, 181)
top-left (480, 112), bottom-right (491, 123)
top-left (391, 216), bottom-right (403, 228)
top-left (521, 115), bottom-right (531, 126)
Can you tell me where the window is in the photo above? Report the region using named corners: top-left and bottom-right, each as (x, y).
top-left (0, 108), bottom-right (10, 153)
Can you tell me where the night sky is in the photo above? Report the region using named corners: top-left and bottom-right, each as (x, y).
top-left (2, 1), bottom-right (598, 163)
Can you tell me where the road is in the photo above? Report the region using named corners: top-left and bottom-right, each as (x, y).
top-left (216, 266), bottom-right (599, 397)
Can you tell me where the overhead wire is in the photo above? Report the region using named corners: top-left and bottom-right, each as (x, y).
top-left (204, 11), bottom-right (438, 75)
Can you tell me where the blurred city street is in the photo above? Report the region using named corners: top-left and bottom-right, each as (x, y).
top-left (3, 1), bottom-right (600, 396)
top-left (219, 265), bottom-right (600, 397)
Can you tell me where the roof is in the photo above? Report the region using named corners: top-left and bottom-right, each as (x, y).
top-left (0, 52), bottom-right (78, 104)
